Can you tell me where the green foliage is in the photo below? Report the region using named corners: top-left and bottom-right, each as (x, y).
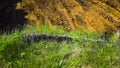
top-left (22, 24), bottom-right (65, 35)
top-left (0, 32), bottom-right (27, 67)
top-left (0, 25), bottom-right (120, 68)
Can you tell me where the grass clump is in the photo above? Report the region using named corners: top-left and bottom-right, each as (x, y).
top-left (0, 32), bottom-right (27, 67)
top-left (0, 25), bottom-right (120, 68)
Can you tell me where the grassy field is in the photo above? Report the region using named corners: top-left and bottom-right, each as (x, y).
top-left (0, 25), bottom-right (120, 68)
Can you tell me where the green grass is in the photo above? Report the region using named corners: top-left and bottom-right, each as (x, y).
top-left (0, 25), bottom-right (120, 68)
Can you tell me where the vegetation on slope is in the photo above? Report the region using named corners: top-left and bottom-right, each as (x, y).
top-left (0, 25), bottom-right (120, 68)
top-left (100, 0), bottom-right (120, 11)
top-left (18, 0), bottom-right (120, 36)
top-left (0, 0), bottom-right (120, 68)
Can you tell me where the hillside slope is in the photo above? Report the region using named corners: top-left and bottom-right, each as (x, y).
top-left (19, 0), bottom-right (120, 37)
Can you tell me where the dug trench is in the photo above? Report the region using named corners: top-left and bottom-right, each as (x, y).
top-left (0, 0), bottom-right (28, 33)
top-left (22, 33), bottom-right (110, 45)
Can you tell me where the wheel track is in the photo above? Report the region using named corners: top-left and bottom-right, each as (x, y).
top-left (77, 0), bottom-right (120, 29)
top-left (89, 0), bottom-right (120, 28)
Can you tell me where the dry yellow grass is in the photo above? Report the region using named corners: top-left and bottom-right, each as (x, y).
top-left (17, 0), bottom-right (120, 36)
